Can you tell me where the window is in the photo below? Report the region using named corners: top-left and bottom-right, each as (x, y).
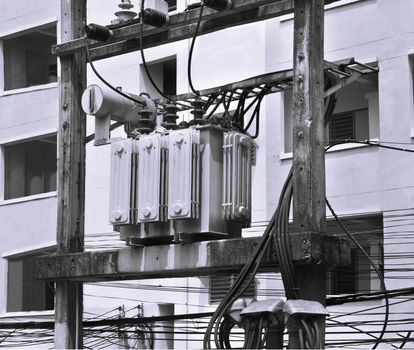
top-left (326, 214), bottom-right (383, 295)
top-left (329, 108), bottom-right (369, 141)
top-left (7, 250), bottom-right (55, 312)
top-left (3, 135), bottom-right (57, 200)
top-left (284, 70), bottom-right (378, 152)
top-left (140, 57), bottom-right (176, 98)
top-left (3, 23), bottom-right (57, 91)
top-left (210, 274), bottom-right (256, 304)
top-left (166, 0), bottom-right (177, 11)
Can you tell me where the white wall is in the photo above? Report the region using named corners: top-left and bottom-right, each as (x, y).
top-left (0, 0), bottom-right (59, 318)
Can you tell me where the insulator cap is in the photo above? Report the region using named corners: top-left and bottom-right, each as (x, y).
top-left (204, 0), bottom-right (232, 11)
top-left (142, 8), bottom-right (169, 28)
top-left (85, 24), bottom-right (113, 42)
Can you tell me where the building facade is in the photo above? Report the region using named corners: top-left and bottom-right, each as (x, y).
top-left (0, 0), bottom-right (414, 348)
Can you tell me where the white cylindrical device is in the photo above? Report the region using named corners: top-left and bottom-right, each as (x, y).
top-left (81, 84), bottom-right (154, 124)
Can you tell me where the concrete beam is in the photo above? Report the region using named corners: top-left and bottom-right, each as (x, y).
top-left (37, 236), bottom-right (350, 282)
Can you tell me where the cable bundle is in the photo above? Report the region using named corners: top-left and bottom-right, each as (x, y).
top-left (203, 168), bottom-right (294, 348)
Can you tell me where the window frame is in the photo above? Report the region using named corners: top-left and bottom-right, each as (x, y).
top-left (326, 214), bottom-right (384, 296)
top-left (0, 131), bottom-right (58, 204)
top-left (0, 20), bottom-right (58, 95)
top-left (2, 243), bottom-right (56, 315)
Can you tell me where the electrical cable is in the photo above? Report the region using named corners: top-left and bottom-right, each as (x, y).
top-left (187, 1), bottom-right (205, 95)
top-left (243, 92), bottom-right (265, 139)
top-left (325, 198), bottom-right (389, 350)
top-left (398, 331), bottom-right (412, 349)
top-left (204, 168), bottom-right (294, 349)
top-left (84, 39), bottom-right (145, 107)
top-left (138, 0), bottom-right (170, 103)
top-left (328, 139), bottom-right (414, 154)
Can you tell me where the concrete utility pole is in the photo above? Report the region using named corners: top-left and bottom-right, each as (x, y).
top-left (292, 0), bottom-right (326, 347)
top-left (55, 0), bottom-right (87, 348)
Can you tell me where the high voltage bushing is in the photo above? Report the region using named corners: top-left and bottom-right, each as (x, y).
top-left (85, 23), bottom-right (113, 42)
top-left (142, 8), bottom-right (169, 28)
top-left (190, 99), bottom-right (207, 125)
top-left (136, 107), bottom-right (156, 134)
top-left (162, 104), bottom-right (179, 130)
top-left (204, 0), bottom-right (232, 11)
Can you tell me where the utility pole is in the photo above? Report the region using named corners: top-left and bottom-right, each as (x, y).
top-left (54, 0), bottom-right (87, 348)
top-left (42, 1), bottom-right (353, 348)
top-left (292, 0), bottom-right (326, 347)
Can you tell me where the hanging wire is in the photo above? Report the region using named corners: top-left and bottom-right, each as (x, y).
top-left (187, 1), bottom-right (205, 95)
top-left (84, 39), bottom-right (145, 107)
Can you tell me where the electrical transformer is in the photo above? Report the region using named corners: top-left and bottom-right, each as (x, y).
top-left (82, 84), bottom-right (254, 245)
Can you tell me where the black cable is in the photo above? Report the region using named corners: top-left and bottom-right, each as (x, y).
top-left (206, 92), bottom-right (226, 119)
top-left (205, 168), bottom-right (294, 349)
top-left (253, 318), bottom-right (264, 349)
top-left (232, 91), bottom-right (245, 123)
top-left (301, 319), bottom-right (315, 349)
top-left (399, 331), bottom-right (412, 349)
top-left (139, 0), bottom-right (170, 102)
top-left (243, 92), bottom-right (265, 139)
top-left (188, 1), bottom-right (205, 95)
top-left (205, 210), bottom-right (274, 347)
top-left (137, 1), bottom-right (192, 111)
top-left (243, 95), bottom-right (262, 131)
top-left (313, 320), bottom-right (321, 349)
top-left (325, 198), bottom-right (389, 350)
top-left (84, 39), bottom-right (145, 107)
top-left (328, 139), bottom-right (414, 154)
top-left (221, 91), bottom-right (234, 122)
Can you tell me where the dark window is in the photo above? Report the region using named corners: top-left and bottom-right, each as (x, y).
top-left (329, 108), bottom-right (369, 141)
top-left (4, 135), bottom-right (57, 200)
top-left (7, 251), bottom-right (55, 312)
top-left (3, 24), bottom-right (57, 90)
top-left (166, 0), bottom-right (177, 11)
top-left (284, 71), bottom-right (377, 153)
top-left (329, 111), bottom-right (355, 140)
top-left (326, 214), bottom-right (383, 295)
top-left (141, 57), bottom-right (176, 98)
top-left (163, 58), bottom-right (177, 95)
top-left (210, 274), bottom-right (256, 304)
